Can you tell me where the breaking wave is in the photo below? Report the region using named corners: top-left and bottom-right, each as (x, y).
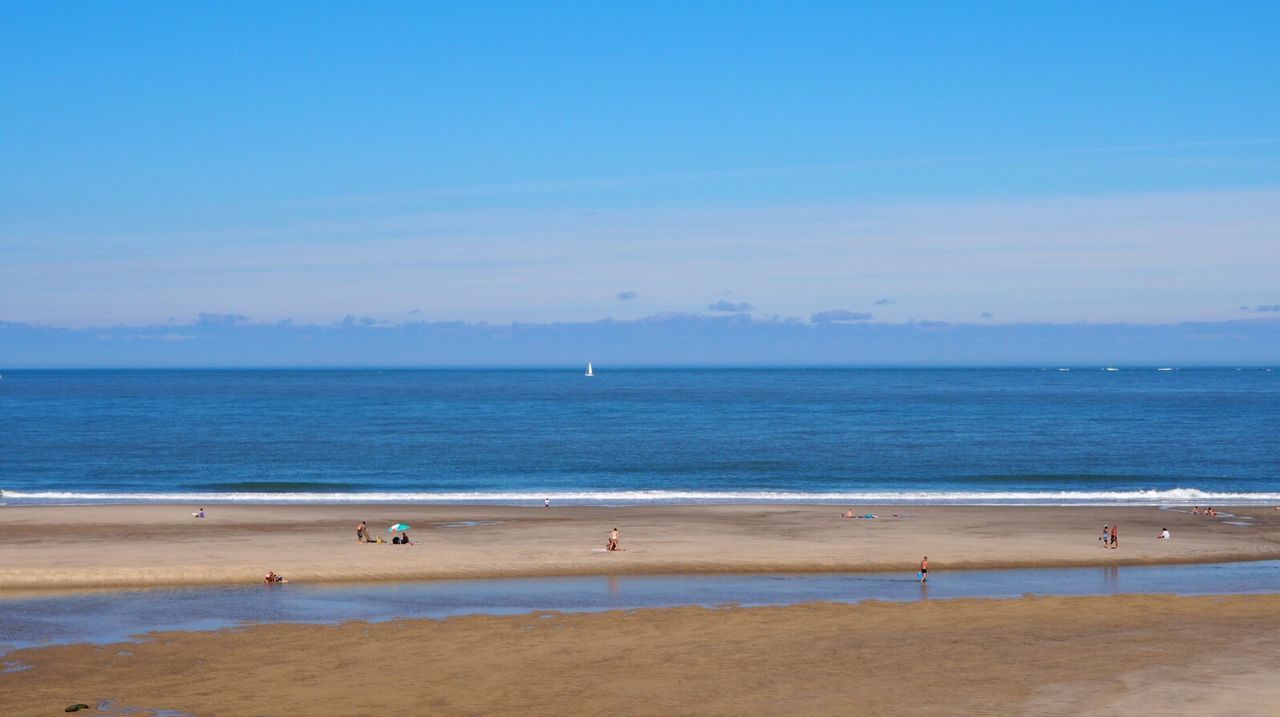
top-left (3, 487), bottom-right (1279, 506)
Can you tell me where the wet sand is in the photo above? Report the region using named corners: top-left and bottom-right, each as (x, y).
top-left (2, 504), bottom-right (1278, 592)
top-left (3, 594), bottom-right (1279, 716)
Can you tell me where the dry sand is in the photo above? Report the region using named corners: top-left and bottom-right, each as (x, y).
top-left (2, 504), bottom-right (1279, 591)
top-left (4, 594), bottom-right (1279, 716)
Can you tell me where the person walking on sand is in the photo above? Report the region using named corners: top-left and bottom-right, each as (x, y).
top-left (919, 556), bottom-right (928, 583)
top-left (1101, 524), bottom-right (1110, 547)
top-left (356, 521), bottom-right (369, 543)
top-left (1110, 524), bottom-right (1118, 549)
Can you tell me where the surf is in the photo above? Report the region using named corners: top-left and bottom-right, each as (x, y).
top-left (5, 487), bottom-right (1280, 506)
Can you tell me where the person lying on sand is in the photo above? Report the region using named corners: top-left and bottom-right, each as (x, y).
top-left (842, 509), bottom-right (855, 519)
top-left (264, 571), bottom-right (287, 584)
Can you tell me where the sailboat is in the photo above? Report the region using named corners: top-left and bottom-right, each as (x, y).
top-left (585, 362), bottom-right (594, 377)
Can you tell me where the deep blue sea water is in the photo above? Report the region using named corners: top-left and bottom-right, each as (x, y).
top-left (1, 368), bottom-right (1277, 504)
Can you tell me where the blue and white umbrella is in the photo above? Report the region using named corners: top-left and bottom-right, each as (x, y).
top-left (388, 523), bottom-right (410, 533)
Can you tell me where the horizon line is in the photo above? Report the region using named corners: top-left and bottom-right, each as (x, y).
top-left (2, 364), bottom-right (1276, 371)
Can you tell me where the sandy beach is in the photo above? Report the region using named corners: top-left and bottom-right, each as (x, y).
top-left (3, 593), bottom-right (1278, 716)
top-left (2, 504), bottom-right (1278, 592)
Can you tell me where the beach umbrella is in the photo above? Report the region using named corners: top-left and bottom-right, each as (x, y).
top-left (388, 523), bottom-right (410, 533)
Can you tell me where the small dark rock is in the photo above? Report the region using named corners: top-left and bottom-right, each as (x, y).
top-left (65, 704), bottom-right (90, 713)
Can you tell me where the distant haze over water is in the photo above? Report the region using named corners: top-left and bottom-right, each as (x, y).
top-left (1, 369), bottom-right (1277, 505)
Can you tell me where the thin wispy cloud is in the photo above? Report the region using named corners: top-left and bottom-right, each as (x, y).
top-left (874, 297), bottom-right (896, 306)
top-left (4, 188), bottom-right (1278, 327)
top-left (708, 300), bottom-right (753, 313)
top-left (339, 315), bottom-right (382, 326)
top-left (1241, 304), bottom-right (1280, 313)
top-left (115, 332), bottom-right (198, 342)
top-left (616, 291), bottom-right (639, 301)
top-left (4, 315), bottom-right (1277, 368)
top-left (302, 137), bottom-right (1280, 209)
top-left (196, 312), bottom-right (248, 326)
top-left (811, 309), bottom-right (874, 324)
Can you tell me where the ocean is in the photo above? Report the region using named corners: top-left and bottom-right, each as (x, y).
top-left (1, 368), bottom-right (1277, 505)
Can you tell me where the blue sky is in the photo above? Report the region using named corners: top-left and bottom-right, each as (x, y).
top-left (1, 2), bottom-right (1278, 363)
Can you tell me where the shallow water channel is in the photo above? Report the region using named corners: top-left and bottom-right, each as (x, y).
top-left (3, 560), bottom-right (1278, 655)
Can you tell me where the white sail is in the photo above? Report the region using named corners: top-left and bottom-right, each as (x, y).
top-left (585, 362), bottom-right (594, 377)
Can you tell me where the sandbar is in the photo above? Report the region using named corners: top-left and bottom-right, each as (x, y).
top-left (2, 504), bottom-right (1278, 592)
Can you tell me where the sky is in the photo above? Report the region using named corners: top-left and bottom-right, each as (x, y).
top-left (1, 2), bottom-right (1278, 365)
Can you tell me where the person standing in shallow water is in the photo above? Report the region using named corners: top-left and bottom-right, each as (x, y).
top-left (919, 556), bottom-right (928, 583)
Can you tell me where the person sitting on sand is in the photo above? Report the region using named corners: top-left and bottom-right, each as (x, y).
top-left (400, 532), bottom-right (411, 545)
top-left (842, 509), bottom-right (855, 519)
top-left (264, 571), bottom-right (287, 584)
top-left (1158, 528), bottom-right (1170, 540)
top-left (1192, 506), bottom-right (1200, 515)
top-left (607, 527), bottom-right (620, 551)
top-left (193, 508), bottom-right (205, 519)
top-left (1207, 507), bottom-right (1218, 517)
top-left (392, 535), bottom-right (401, 545)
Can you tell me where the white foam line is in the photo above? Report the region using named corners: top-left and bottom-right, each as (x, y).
top-left (3, 488), bottom-right (1280, 506)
